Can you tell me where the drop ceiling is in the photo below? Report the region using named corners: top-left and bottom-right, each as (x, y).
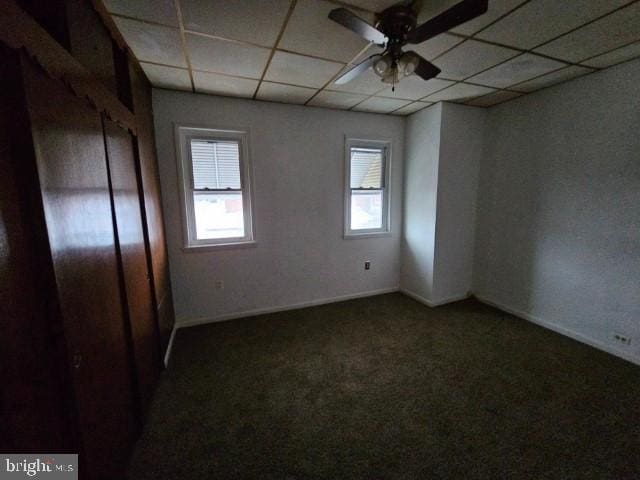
top-left (102, 0), bottom-right (640, 115)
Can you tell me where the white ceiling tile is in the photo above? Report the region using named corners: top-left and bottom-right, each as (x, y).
top-left (433, 40), bottom-right (520, 80)
top-left (339, 0), bottom-right (396, 12)
top-left (466, 90), bottom-right (523, 107)
top-left (349, 44), bottom-right (383, 66)
top-left (104, 0), bottom-right (178, 26)
top-left (279, 0), bottom-right (373, 62)
top-left (412, 33), bottom-right (464, 61)
top-left (534, 2), bottom-right (640, 63)
top-left (256, 82), bottom-right (317, 104)
top-left (468, 53), bottom-right (566, 88)
top-left (114, 17), bottom-right (186, 67)
top-left (140, 63), bottom-right (191, 90)
top-left (423, 82), bottom-right (496, 102)
top-left (181, 0), bottom-right (291, 48)
top-left (186, 34), bottom-right (270, 78)
top-left (193, 71), bottom-right (259, 98)
top-left (477, 0), bottom-right (630, 50)
top-left (416, 0), bottom-right (463, 24)
top-left (353, 96), bottom-right (412, 113)
top-left (379, 75), bottom-right (455, 100)
top-left (451, 0), bottom-right (527, 36)
top-left (511, 65), bottom-right (593, 93)
top-left (392, 101), bottom-right (433, 116)
top-left (265, 51), bottom-right (344, 88)
top-left (308, 90), bottom-right (368, 109)
top-left (330, 67), bottom-right (387, 95)
top-left (582, 41), bottom-right (640, 68)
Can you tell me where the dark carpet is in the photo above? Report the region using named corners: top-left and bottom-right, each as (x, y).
top-left (128, 293), bottom-right (640, 479)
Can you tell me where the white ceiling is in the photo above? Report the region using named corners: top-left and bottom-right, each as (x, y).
top-left (102, 0), bottom-right (640, 115)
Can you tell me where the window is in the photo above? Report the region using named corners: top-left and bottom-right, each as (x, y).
top-left (344, 138), bottom-right (391, 237)
top-left (176, 126), bottom-right (254, 249)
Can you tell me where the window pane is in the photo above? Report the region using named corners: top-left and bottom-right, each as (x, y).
top-left (350, 147), bottom-right (383, 188)
top-left (351, 190), bottom-right (383, 230)
top-left (191, 140), bottom-right (241, 189)
top-left (193, 192), bottom-right (244, 239)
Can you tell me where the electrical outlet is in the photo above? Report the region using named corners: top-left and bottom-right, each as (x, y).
top-left (364, 261), bottom-right (370, 270)
top-left (613, 333), bottom-right (632, 346)
top-left (214, 280), bottom-right (224, 290)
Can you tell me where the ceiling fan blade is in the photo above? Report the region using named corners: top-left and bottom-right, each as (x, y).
top-left (405, 51), bottom-right (441, 81)
top-left (334, 55), bottom-right (379, 85)
top-left (328, 8), bottom-right (388, 45)
top-left (406, 0), bottom-right (488, 44)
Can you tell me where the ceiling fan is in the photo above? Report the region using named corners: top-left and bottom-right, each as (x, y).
top-left (328, 0), bottom-right (488, 89)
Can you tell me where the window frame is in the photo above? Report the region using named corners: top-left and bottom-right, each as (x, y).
top-left (175, 124), bottom-right (255, 250)
top-left (344, 137), bottom-right (392, 238)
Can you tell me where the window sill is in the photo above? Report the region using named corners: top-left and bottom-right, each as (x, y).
top-left (182, 241), bottom-right (257, 253)
top-left (343, 232), bottom-right (392, 240)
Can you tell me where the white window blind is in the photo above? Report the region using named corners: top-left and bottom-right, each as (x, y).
top-left (191, 140), bottom-right (241, 190)
top-left (350, 148), bottom-right (383, 189)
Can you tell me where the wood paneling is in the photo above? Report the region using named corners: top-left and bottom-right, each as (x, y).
top-left (16, 0), bottom-right (118, 95)
top-left (22, 57), bottom-right (136, 478)
top-left (2, 0), bottom-right (176, 469)
top-left (0, 45), bottom-right (76, 454)
top-left (0, 0), bottom-right (136, 133)
top-left (16, 0), bottom-right (69, 48)
top-left (129, 60), bottom-right (175, 351)
top-left (64, 0), bottom-right (117, 95)
top-left (113, 43), bottom-right (133, 110)
top-left (103, 117), bottom-right (161, 417)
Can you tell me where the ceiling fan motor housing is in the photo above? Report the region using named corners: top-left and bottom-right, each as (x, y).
top-left (376, 5), bottom-right (418, 49)
top-left (329, 0), bottom-right (489, 86)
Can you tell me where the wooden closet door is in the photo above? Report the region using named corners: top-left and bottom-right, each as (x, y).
top-left (103, 116), bottom-right (160, 416)
top-left (0, 45), bottom-right (75, 453)
top-left (129, 62), bottom-right (175, 353)
top-left (22, 58), bottom-right (135, 479)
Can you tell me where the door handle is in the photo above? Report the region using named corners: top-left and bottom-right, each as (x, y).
top-left (73, 350), bottom-right (82, 369)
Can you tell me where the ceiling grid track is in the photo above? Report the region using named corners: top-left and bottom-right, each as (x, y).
top-left (427, 0), bottom-right (537, 63)
top-left (252, 0), bottom-right (299, 100)
top-left (303, 43), bottom-right (373, 105)
top-left (101, 0), bottom-right (640, 113)
top-left (174, 0), bottom-right (196, 93)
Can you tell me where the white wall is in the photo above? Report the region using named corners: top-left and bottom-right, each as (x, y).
top-left (401, 103), bottom-right (484, 305)
top-left (474, 58), bottom-right (640, 364)
top-left (434, 103), bottom-right (485, 301)
top-left (401, 104), bottom-right (441, 302)
top-left (152, 90), bottom-right (405, 325)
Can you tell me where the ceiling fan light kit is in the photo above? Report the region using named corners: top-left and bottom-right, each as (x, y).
top-left (374, 55), bottom-right (391, 74)
top-left (399, 52), bottom-right (420, 76)
top-left (328, 0), bottom-right (489, 90)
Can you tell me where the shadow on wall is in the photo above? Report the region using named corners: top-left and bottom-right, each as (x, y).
top-left (475, 101), bottom-right (543, 317)
top-left (474, 60), bottom-right (640, 364)
top-left (401, 237), bottom-right (435, 299)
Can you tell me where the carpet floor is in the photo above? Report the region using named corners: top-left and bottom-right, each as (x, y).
top-left (128, 293), bottom-right (640, 479)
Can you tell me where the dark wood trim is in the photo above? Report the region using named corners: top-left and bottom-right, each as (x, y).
top-left (101, 114), bottom-right (144, 430)
top-left (0, 0), bottom-right (136, 133)
top-left (90, 0), bottom-right (128, 51)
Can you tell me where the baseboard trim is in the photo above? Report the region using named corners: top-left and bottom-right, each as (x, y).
top-left (400, 288), bottom-right (470, 307)
top-left (475, 295), bottom-right (640, 367)
top-left (163, 325), bottom-right (177, 367)
top-left (176, 287), bottom-right (401, 329)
